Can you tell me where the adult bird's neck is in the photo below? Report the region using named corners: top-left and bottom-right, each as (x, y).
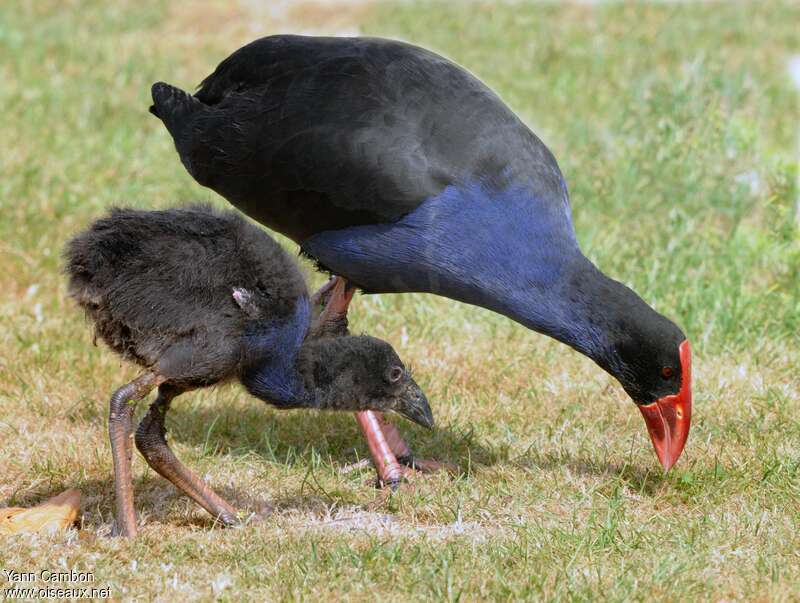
top-left (478, 252), bottom-right (630, 372)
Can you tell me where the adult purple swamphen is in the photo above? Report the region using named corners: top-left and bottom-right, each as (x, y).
top-left (149, 35), bottom-right (692, 484)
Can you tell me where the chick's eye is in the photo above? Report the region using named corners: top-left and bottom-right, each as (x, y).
top-left (387, 366), bottom-right (403, 383)
top-left (661, 367), bottom-right (674, 380)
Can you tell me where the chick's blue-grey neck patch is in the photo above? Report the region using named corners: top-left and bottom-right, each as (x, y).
top-left (241, 295), bottom-right (311, 406)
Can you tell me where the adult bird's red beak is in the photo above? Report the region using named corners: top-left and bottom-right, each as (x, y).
top-left (638, 340), bottom-right (692, 471)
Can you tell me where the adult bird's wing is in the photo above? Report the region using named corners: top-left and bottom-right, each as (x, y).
top-left (179, 36), bottom-right (564, 241)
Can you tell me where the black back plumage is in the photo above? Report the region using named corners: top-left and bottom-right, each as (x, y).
top-left (65, 205), bottom-right (306, 386)
top-left (151, 35), bottom-right (564, 243)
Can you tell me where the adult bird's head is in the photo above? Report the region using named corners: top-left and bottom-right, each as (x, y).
top-left (600, 301), bottom-right (692, 471)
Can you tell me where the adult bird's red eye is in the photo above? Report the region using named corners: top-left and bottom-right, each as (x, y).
top-left (661, 367), bottom-right (674, 380)
top-left (388, 366), bottom-right (403, 383)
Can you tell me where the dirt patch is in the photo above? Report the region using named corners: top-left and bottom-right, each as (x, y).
top-left (287, 506), bottom-right (500, 541)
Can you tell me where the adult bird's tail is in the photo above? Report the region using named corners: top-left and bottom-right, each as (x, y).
top-left (150, 82), bottom-right (204, 141)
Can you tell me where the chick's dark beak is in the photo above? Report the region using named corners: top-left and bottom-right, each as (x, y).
top-left (638, 339), bottom-right (692, 471)
top-left (395, 379), bottom-right (434, 429)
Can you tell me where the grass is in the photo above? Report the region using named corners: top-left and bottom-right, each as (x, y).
top-left (0, 0), bottom-right (798, 600)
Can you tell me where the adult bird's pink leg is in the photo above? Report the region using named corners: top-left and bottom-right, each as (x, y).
top-left (355, 411), bottom-right (405, 487)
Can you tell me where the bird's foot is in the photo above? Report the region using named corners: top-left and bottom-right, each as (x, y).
top-left (366, 463), bottom-right (457, 510)
top-left (396, 456), bottom-right (459, 476)
top-left (368, 458), bottom-right (457, 490)
top-left (364, 472), bottom-right (418, 509)
top-left (356, 411), bottom-right (456, 488)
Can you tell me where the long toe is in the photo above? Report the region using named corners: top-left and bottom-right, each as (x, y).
top-left (398, 457), bottom-right (460, 476)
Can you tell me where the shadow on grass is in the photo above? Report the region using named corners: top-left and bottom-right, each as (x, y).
top-left (5, 474), bottom-right (351, 533)
top-left (511, 451), bottom-right (668, 496)
top-left (162, 400), bottom-right (500, 472)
